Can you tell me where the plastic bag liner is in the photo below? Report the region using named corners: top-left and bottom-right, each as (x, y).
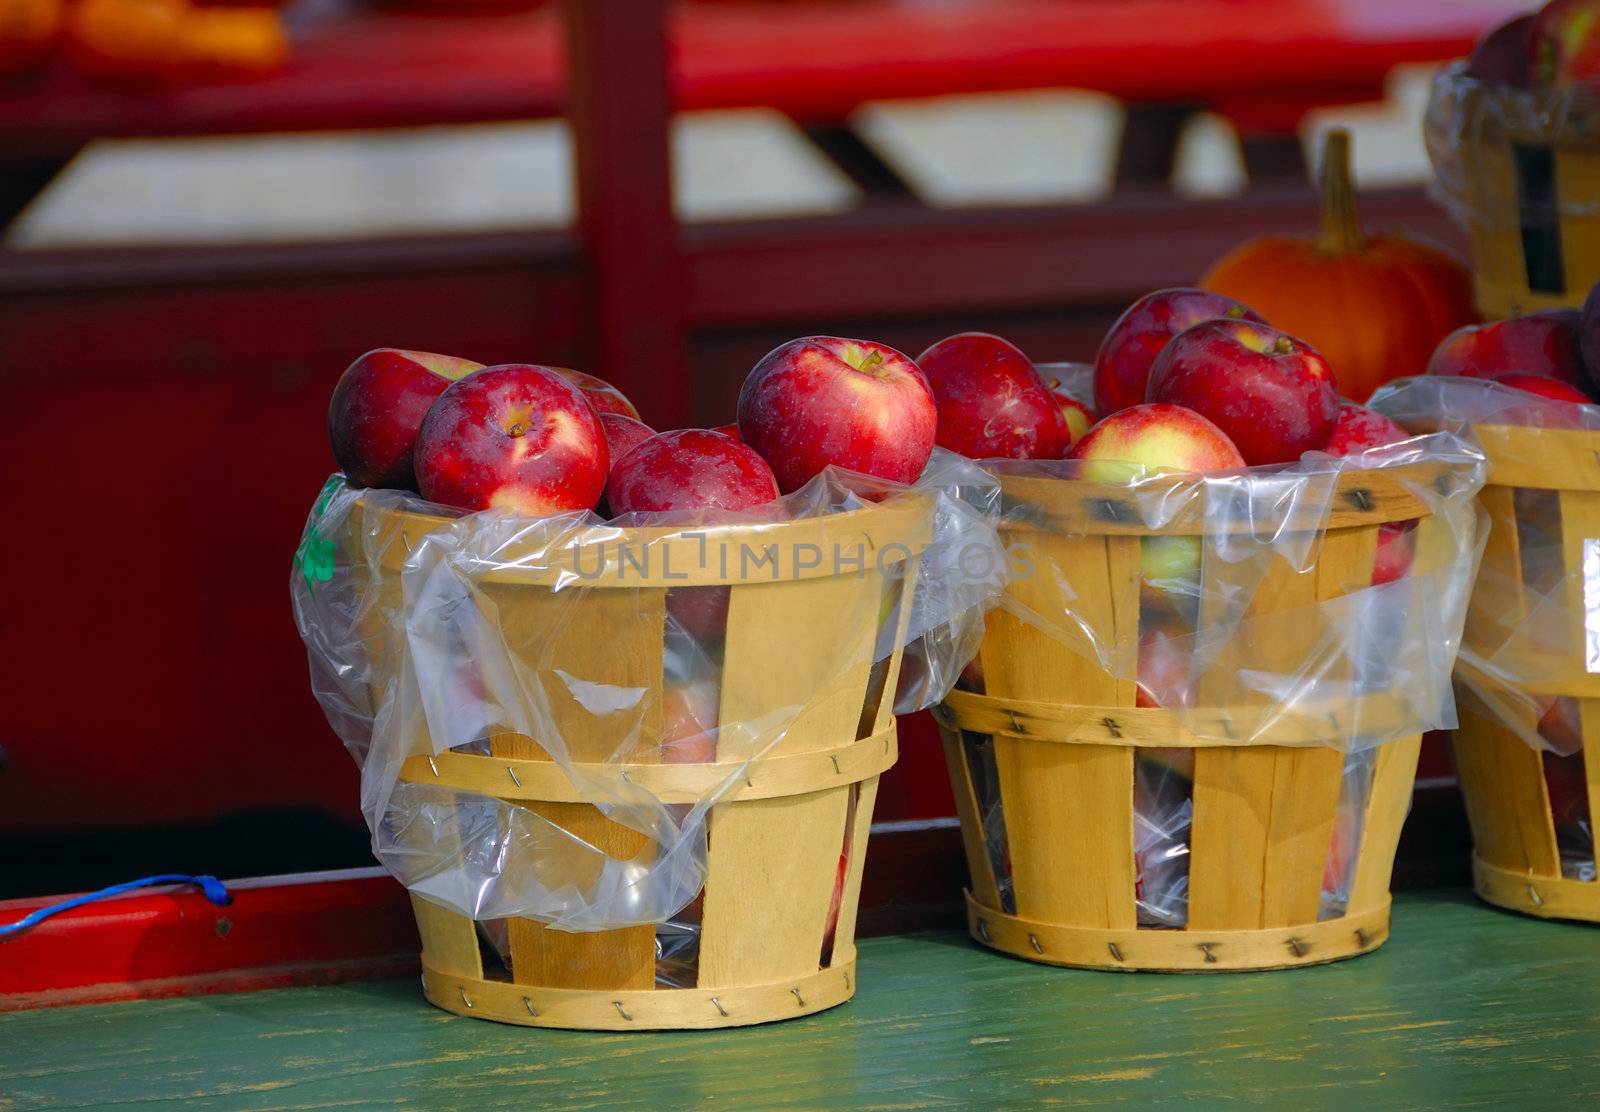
top-left (980, 366), bottom-right (1487, 754)
top-left (291, 452), bottom-right (1006, 934)
top-left (1425, 61), bottom-right (1600, 233)
top-left (1371, 376), bottom-right (1600, 759)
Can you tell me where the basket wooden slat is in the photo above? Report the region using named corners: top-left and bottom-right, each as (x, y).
top-left (339, 493), bottom-right (930, 1028)
top-left (940, 462), bottom-right (1442, 971)
top-left (1455, 423), bottom-right (1600, 922)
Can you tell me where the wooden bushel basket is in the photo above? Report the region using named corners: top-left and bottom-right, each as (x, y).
top-left (1454, 424), bottom-right (1600, 923)
top-left (935, 460), bottom-right (1462, 972)
top-left (1426, 64), bottom-right (1600, 317)
top-left (344, 493), bottom-right (932, 1029)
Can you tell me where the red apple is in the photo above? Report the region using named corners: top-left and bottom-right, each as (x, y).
top-left (608, 429), bottom-right (780, 515)
top-left (599, 413), bottom-right (657, 468)
top-left (1146, 320), bottom-right (1339, 466)
top-left (1068, 402), bottom-right (1245, 481)
top-left (1136, 614), bottom-right (1192, 710)
top-left (1321, 404), bottom-right (1415, 586)
top-left (1496, 372), bottom-right (1593, 404)
top-left (327, 348), bottom-right (483, 490)
top-left (662, 678), bottom-right (719, 764)
top-left (1469, 14), bottom-right (1535, 85)
top-left (1094, 287), bottom-right (1264, 416)
top-left (737, 336), bottom-right (936, 492)
top-left (1426, 310), bottom-right (1586, 386)
top-left (549, 366), bottom-right (642, 420)
top-left (1323, 403), bottom-right (1410, 457)
top-left (414, 363), bottom-right (609, 514)
top-left (1579, 278), bottom-right (1600, 376)
top-left (916, 332), bottom-right (1070, 460)
top-left (1531, 0), bottom-right (1600, 87)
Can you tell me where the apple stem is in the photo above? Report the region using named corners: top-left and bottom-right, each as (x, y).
top-left (857, 349), bottom-right (885, 375)
top-left (1316, 128), bottom-right (1364, 255)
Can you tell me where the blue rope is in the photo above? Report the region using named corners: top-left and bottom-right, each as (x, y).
top-left (0, 874), bottom-right (232, 940)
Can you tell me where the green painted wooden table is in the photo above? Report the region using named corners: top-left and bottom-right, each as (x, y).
top-left (3, 891), bottom-right (1596, 1110)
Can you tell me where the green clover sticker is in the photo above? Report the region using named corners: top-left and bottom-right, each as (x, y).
top-left (296, 476), bottom-right (343, 595)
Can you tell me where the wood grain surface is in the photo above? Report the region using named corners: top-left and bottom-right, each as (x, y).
top-left (1, 892), bottom-right (1595, 1109)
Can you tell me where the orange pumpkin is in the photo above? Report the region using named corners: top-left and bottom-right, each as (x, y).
top-left (1201, 129), bottom-right (1477, 402)
top-left (176, 7), bottom-right (286, 74)
top-left (65, 0), bottom-right (187, 81)
top-left (0, 0), bottom-right (62, 74)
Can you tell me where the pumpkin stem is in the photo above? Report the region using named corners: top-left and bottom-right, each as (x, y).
top-left (1316, 128), bottom-right (1364, 255)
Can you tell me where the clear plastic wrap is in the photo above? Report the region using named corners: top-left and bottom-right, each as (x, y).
top-left (1371, 375), bottom-right (1600, 881)
top-left (988, 366), bottom-right (1488, 753)
top-left (292, 453), bottom-right (1006, 942)
top-left (1426, 61), bottom-right (1600, 233)
top-left (932, 366), bottom-right (1486, 939)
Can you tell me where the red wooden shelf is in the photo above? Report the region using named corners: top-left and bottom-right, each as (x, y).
top-left (0, 0), bottom-right (1519, 159)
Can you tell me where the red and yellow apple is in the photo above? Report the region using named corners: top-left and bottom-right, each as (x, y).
top-left (1146, 320), bottom-right (1339, 465)
top-left (1531, 0), bottom-right (1600, 87)
top-left (1068, 402), bottom-right (1245, 481)
top-left (916, 332), bottom-right (1070, 459)
top-left (737, 336), bottom-right (936, 492)
top-left (328, 348), bottom-right (483, 490)
top-left (1094, 287), bottom-right (1263, 416)
top-left (414, 363), bottom-right (609, 514)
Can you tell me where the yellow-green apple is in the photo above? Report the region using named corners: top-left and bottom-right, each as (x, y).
top-left (414, 363), bottom-right (609, 514)
top-left (327, 348), bottom-right (482, 490)
top-left (1532, 0), bottom-right (1600, 86)
top-left (1426, 310), bottom-right (1587, 386)
top-left (549, 366), bottom-right (642, 420)
top-left (608, 429), bottom-right (779, 514)
top-left (916, 332), bottom-right (1070, 459)
top-left (737, 336), bottom-right (936, 492)
top-left (1067, 402), bottom-right (1245, 481)
top-left (1146, 320), bottom-right (1339, 465)
top-left (1469, 14), bottom-right (1535, 85)
top-left (1094, 287), bottom-right (1263, 415)
top-left (1037, 368), bottom-right (1097, 449)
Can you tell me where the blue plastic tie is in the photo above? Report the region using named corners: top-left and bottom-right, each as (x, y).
top-left (0, 874), bottom-right (232, 940)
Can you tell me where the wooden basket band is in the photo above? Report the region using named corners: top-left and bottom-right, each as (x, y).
top-left (936, 689), bottom-right (1424, 749)
top-left (359, 494), bottom-right (935, 587)
top-left (397, 721), bottom-right (897, 803)
top-left (995, 458), bottom-right (1460, 538)
top-left (964, 891), bottom-right (1391, 972)
top-left (421, 958), bottom-right (856, 1030)
top-left (1475, 424), bottom-right (1600, 493)
top-left (1473, 856), bottom-right (1600, 922)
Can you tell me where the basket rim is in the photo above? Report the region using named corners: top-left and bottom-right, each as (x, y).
top-left (994, 455), bottom-right (1461, 536)
top-left (348, 487), bottom-right (937, 587)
